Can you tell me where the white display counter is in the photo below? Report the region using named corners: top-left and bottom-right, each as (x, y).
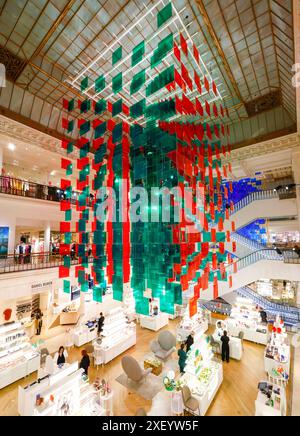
top-left (226, 319), bottom-right (268, 345)
top-left (213, 334), bottom-right (243, 361)
top-left (264, 353), bottom-right (290, 378)
top-left (255, 383), bottom-right (286, 416)
top-left (181, 362), bottom-right (223, 416)
top-left (177, 319), bottom-right (208, 342)
top-left (140, 312), bottom-right (169, 331)
top-left (0, 322), bottom-right (40, 389)
top-left (18, 362), bottom-right (80, 416)
top-left (73, 324), bottom-right (98, 347)
top-left (94, 331), bottom-right (136, 365)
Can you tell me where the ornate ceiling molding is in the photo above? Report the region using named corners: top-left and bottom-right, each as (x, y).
top-left (0, 115), bottom-right (78, 159)
top-left (224, 132), bottom-right (300, 164)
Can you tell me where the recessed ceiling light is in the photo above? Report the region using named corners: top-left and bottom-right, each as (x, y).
top-left (8, 143), bottom-right (16, 151)
top-left (50, 170), bottom-right (56, 176)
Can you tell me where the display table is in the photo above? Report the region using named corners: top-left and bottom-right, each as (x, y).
top-left (18, 362), bottom-right (80, 416)
top-left (180, 362), bottom-right (223, 416)
top-left (226, 319), bottom-right (268, 345)
top-left (177, 319), bottom-right (208, 342)
top-left (94, 331), bottom-right (136, 365)
top-left (213, 334), bottom-right (243, 361)
top-left (264, 348), bottom-right (290, 378)
top-left (73, 323), bottom-right (98, 347)
top-left (140, 313), bottom-right (169, 331)
top-left (0, 322), bottom-right (40, 389)
top-left (144, 358), bottom-right (163, 376)
top-left (255, 382), bottom-right (286, 416)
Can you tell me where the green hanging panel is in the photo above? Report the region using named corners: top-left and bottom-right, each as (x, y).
top-left (112, 46), bottom-right (123, 65)
top-left (95, 99), bottom-right (107, 115)
top-left (130, 99), bottom-right (146, 119)
top-left (81, 77), bottom-right (89, 92)
top-left (146, 65), bottom-right (174, 96)
top-left (157, 2), bottom-right (172, 29)
top-left (151, 33), bottom-right (174, 68)
top-left (95, 75), bottom-right (105, 93)
top-left (112, 99), bottom-right (123, 117)
top-left (132, 41), bottom-right (145, 67)
top-left (130, 69), bottom-right (146, 95)
top-left (112, 72), bottom-right (123, 94)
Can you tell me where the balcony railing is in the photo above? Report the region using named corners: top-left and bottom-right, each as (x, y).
top-left (0, 175), bottom-right (92, 205)
top-left (232, 188), bottom-right (296, 213)
top-left (0, 252), bottom-right (93, 274)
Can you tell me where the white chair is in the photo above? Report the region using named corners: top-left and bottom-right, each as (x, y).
top-left (182, 385), bottom-right (200, 416)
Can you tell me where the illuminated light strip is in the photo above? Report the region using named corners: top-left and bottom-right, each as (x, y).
top-left (67, 79), bottom-right (134, 126)
top-left (82, 14), bottom-right (181, 95)
top-left (71, 0), bottom-right (165, 84)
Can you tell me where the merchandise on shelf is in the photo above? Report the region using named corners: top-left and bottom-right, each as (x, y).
top-left (227, 297), bottom-right (268, 345)
top-left (18, 361), bottom-right (104, 416)
top-left (72, 319), bottom-right (98, 347)
top-left (0, 321), bottom-right (40, 389)
top-left (255, 381), bottom-right (286, 416)
top-left (264, 316), bottom-right (290, 377)
top-left (176, 307), bottom-right (209, 342)
top-left (93, 307), bottom-right (136, 364)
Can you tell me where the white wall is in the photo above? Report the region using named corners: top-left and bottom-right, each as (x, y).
top-left (0, 194), bottom-right (80, 253)
top-left (228, 198), bottom-right (297, 231)
top-left (202, 260), bottom-right (300, 301)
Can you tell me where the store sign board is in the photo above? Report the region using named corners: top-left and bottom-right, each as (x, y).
top-left (31, 281), bottom-right (53, 294)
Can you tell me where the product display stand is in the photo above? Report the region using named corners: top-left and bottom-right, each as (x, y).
top-left (213, 320), bottom-right (243, 361)
top-left (264, 317), bottom-right (290, 379)
top-left (93, 307), bottom-right (136, 365)
top-left (176, 308), bottom-right (209, 342)
top-left (0, 322), bottom-right (40, 389)
top-left (255, 382), bottom-right (286, 416)
top-left (180, 335), bottom-right (223, 416)
top-left (140, 312), bottom-right (169, 331)
top-left (227, 297), bottom-right (268, 345)
top-left (72, 319), bottom-right (98, 347)
top-left (18, 362), bottom-right (104, 416)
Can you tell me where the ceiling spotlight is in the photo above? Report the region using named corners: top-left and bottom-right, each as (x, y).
top-left (50, 170), bottom-right (56, 176)
top-left (8, 143), bottom-right (16, 151)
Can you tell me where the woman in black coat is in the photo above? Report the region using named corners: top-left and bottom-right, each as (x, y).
top-left (185, 333), bottom-right (194, 353)
top-left (80, 350), bottom-right (90, 376)
top-left (221, 331), bottom-right (230, 363)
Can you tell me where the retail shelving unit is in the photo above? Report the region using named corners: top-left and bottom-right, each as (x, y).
top-left (93, 307), bottom-right (136, 365)
top-left (227, 297), bottom-right (268, 345)
top-left (18, 362), bottom-right (104, 416)
top-left (180, 335), bottom-right (223, 416)
top-left (176, 308), bottom-right (209, 342)
top-left (72, 319), bottom-right (98, 347)
top-left (264, 317), bottom-right (291, 378)
top-left (0, 322), bottom-right (40, 389)
top-left (140, 312), bottom-right (169, 331)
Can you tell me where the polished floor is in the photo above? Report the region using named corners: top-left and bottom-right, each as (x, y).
top-left (0, 317), bottom-right (285, 417)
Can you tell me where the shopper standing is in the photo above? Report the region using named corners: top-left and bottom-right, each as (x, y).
top-left (178, 343), bottom-right (187, 374)
top-left (221, 331), bottom-right (230, 363)
top-left (97, 312), bottom-right (105, 335)
top-left (54, 346), bottom-right (68, 366)
top-left (36, 308), bottom-right (43, 335)
top-left (185, 333), bottom-right (194, 353)
top-left (79, 350), bottom-right (91, 376)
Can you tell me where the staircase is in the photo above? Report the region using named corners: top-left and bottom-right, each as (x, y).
top-left (237, 286), bottom-right (300, 328)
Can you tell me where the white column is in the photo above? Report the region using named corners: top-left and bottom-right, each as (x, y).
top-left (44, 222), bottom-right (51, 253)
